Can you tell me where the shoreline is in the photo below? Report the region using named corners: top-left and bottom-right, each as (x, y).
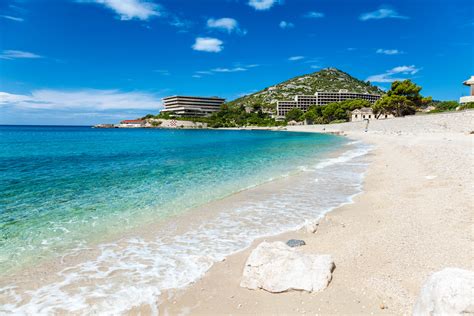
top-left (158, 111), bottom-right (473, 315)
top-left (0, 135), bottom-right (367, 314)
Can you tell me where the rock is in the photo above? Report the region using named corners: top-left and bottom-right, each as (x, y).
top-left (413, 268), bottom-right (474, 315)
top-left (240, 241), bottom-right (335, 293)
top-left (305, 219), bottom-right (320, 234)
top-left (286, 239), bottom-right (306, 247)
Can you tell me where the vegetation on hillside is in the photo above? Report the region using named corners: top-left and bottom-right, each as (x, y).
top-left (227, 68), bottom-right (383, 110)
top-left (206, 104), bottom-right (285, 128)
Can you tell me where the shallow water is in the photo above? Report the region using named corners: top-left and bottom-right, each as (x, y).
top-left (0, 126), bottom-right (370, 314)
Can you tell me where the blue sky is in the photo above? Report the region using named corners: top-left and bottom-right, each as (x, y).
top-left (0, 0), bottom-right (473, 125)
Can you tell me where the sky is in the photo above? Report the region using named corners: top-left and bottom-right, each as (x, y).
top-left (0, 0), bottom-right (473, 125)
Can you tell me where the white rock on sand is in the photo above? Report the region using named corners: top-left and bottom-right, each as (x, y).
top-left (304, 219), bottom-right (320, 233)
top-left (240, 241), bottom-right (334, 293)
top-left (413, 268), bottom-right (474, 316)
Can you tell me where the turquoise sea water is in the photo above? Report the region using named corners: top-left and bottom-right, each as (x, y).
top-left (0, 126), bottom-right (347, 274)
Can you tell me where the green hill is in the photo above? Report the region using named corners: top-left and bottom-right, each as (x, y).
top-left (228, 68), bottom-right (383, 110)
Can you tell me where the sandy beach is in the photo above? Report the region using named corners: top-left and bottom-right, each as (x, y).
top-left (159, 111), bottom-right (474, 315)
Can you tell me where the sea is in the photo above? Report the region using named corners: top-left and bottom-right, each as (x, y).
top-left (0, 125), bottom-right (371, 314)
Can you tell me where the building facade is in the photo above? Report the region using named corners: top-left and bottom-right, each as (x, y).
top-left (119, 119), bottom-right (147, 128)
top-left (351, 108), bottom-right (393, 122)
top-left (161, 96), bottom-right (226, 117)
top-left (460, 76), bottom-right (474, 104)
top-left (276, 90), bottom-right (381, 118)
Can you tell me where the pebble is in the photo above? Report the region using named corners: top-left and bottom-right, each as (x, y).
top-left (286, 239), bottom-right (306, 247)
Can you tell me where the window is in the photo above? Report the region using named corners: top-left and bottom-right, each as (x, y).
top-left (369, 115), bottom-right (371, 118)
top-left (355, 114), bottom-right (358, 118)
top-left (363, 115), bottom-right (365, 118)
top-left (385, 114), bottom-right (388, 118)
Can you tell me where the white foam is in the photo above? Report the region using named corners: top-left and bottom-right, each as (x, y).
top-left (2, 141), bottom-right (371, 315)
top-left (314, 144), bottom-right (372, 169)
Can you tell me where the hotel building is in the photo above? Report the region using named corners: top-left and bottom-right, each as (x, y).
top-left (276, 90), bottom-right (381, 118)
top-left (161, 95), bottom-right (226, 117)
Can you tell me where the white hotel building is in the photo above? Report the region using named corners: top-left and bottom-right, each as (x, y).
top-left (276, 90), bottom-right (381, 118)
top-left (161, 95), bottom-right (226, 117)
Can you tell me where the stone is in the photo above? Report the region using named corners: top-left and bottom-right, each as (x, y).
top-left (286, 239), bottom-right (306, 247)
top-left (304, 219), bottom-right (320, 234)
top-left (240, 241), bottom-right (335, 293)
top-left (413, 268), bottom-right (474, 315)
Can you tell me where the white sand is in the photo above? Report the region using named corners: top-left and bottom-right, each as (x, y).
top-left (159, 111), bottom-right (474, 315)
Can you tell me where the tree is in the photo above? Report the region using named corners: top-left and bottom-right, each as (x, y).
top-left (321, 102), bottom-right (347, 122)
top-left (320, 99), bottom-right (371, 122)
top-left (142, 114), bottom-right (155, 119)
top-left (373, 80), bottom-right (428, 117)
top-left (303, 108), bottom-right (318, 124)
top-left (285, 108), bottom-right (304, 122)
top-left (373, 94), bottom-right (416, 117)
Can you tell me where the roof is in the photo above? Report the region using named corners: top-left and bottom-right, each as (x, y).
top-left (351, 107), bottom-right (373, 113)
top-left (463, 76), bottom-right (474, 86)
top-left (162, 95), bottom-right (225, 101)
top-left (121, 120), bottom-right (145, 124)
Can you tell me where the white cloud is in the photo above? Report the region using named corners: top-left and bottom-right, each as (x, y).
top-left (288, 56), bottom-right (305, 61)
top-left (366, 65), bottom-right (420, 83)
top-left (212, 67), bottom-right (247, 73)
top-left (0, 50), bottom-right (43, 60)
top-left (194, 64), bottom-right (258, 77)
top-left (310, 65), bottom-right (321, 69)
top-left (153, 69), bottom-right (170, 76)
top-left (0, 89), bottom-right (161, 110)
top-left (303, 57), bottom-right (322, 64)
top-left (359, 8), bottom-right (408, 21)
top-left (192, 37), bottom-right (223, 53)
top-left (390, 65), bottom-right (419, 74)
top-left (195, 70), bottom-right (213, 75)
top-left (248, 0), bottom-right (280, 10)
top-left (0, 15), bottom-right (24, 22)
top-left (207, 18), bottom-right (244, 34)
top-left (82, 0), bottom-right (161, 21)
top-left (279, 21), bottom-right (294, 29)
top-left (376, 48), bottom-right (404, 55)
top-left (304, 11), bottom-right (324, 18)
top-left (168, 16), bottom-right (192, 31)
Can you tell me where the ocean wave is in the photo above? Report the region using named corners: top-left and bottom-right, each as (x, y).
top-left (315, 143), bottom-right (373, 169)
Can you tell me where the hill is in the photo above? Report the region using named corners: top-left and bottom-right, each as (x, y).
top-left (227, 68), bottom-right (384, 109)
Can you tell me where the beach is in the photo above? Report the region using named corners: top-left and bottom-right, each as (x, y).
top-left (159, 111), bottom-right (474, 315)
top-left (0, 112), bottom-right (472, 314)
